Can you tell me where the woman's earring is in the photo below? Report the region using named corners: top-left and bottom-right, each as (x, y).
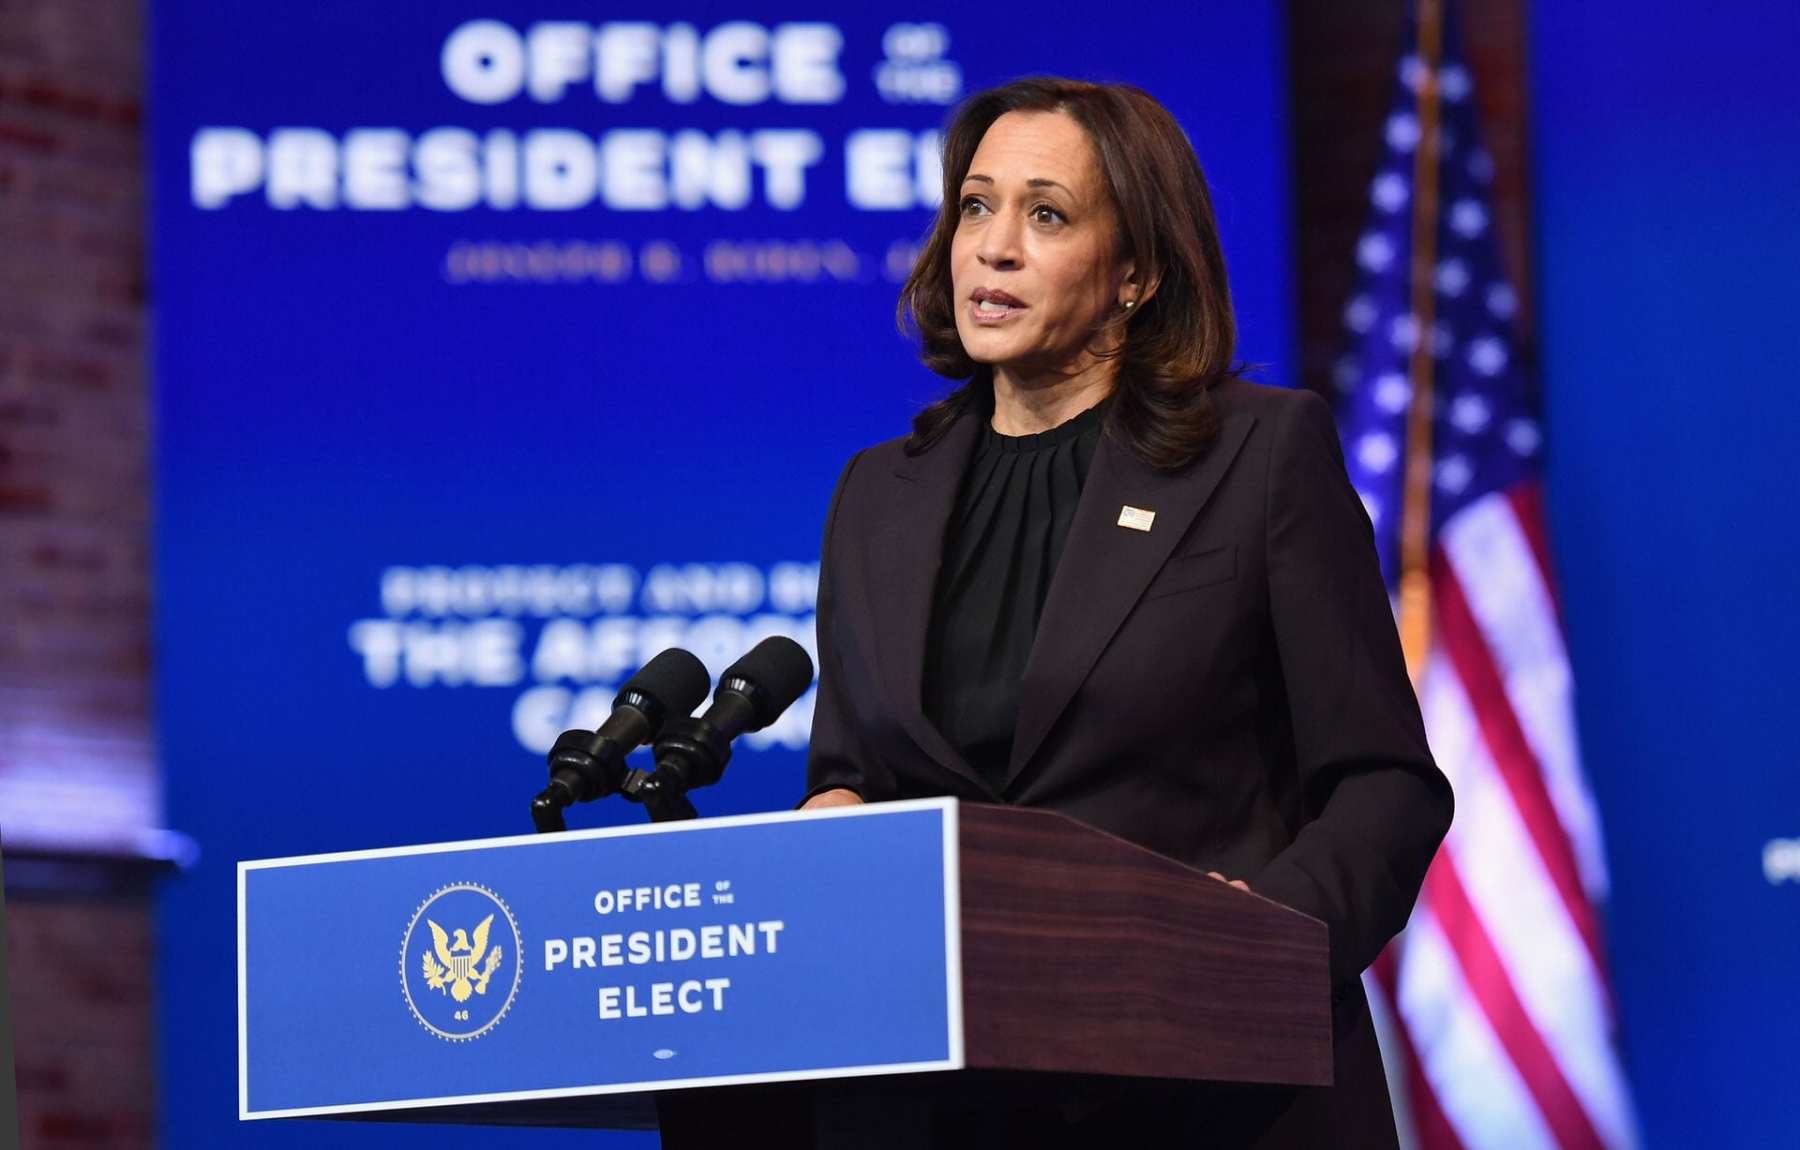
top-left (1122, 299), bottom-right (1136, 311)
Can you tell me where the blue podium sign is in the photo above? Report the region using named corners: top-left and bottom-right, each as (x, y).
top-left (237, 798), bottom-right (962, 1120)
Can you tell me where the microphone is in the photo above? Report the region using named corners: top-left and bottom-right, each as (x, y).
top-left (622, 636), bottom-right (815, 821)
top-left (530, 647), bottom-right (711, 832)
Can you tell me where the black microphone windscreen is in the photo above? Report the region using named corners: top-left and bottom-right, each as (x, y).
top-left (618, 647), bottom-right (711, 718)
top-left (720, 636), bottom-right (815, 726)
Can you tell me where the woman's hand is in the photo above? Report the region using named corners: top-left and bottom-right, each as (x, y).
top-left (800, 788), bottom-right (865, 811)
top-left (1207, 871), bottom-right (1250, 892)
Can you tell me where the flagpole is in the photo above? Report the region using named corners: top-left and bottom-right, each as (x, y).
top-left (1398, 0), bottom-right (1444, 682)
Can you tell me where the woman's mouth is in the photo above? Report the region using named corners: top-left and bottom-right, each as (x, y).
top-left (970, 293), bottom-right (1026, 324)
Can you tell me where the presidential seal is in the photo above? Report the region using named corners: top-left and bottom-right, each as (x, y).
top-left (400, 882), bottom-right (522, 1042)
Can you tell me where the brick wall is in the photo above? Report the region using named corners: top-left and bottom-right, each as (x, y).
top-left (0, 0), bottom-right (157, 1145)
top-left (3, 895), bottom-right (155, 1146)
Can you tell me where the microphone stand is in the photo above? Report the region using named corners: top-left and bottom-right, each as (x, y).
top-left (618, 769), bottom-right (699, 822)
top-left (529, 789), bottom-right (569, 834)
top-left (619, 714), bottom-right (731, 823)
top-left (530, 726), bottom-right (642, 834)
top-left (532, 768), bottom-right (691, 828)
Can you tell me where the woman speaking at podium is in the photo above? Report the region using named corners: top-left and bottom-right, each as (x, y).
top-left (798, 77), bottom-right (1452, 1148)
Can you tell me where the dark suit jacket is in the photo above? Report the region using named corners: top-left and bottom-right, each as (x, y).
top-left (799, 378), bottom-right (1453, 1147)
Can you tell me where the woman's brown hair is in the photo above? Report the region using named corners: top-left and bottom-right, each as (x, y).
top-left (899, 76), bottom-right (1242, 471)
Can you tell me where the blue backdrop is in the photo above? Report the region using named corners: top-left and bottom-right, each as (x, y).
top-left (1532, 1), bottom-right (1800, 1145)
top-left (150, 4), bottom-right (1293, 1145)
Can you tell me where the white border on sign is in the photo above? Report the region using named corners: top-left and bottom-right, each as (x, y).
top-left (942, 798), bottom-right (964, 1070)
top-left (236, 861), bottom-right (248, 1119)
top-left (237, 796), bottom-right (965, 1121)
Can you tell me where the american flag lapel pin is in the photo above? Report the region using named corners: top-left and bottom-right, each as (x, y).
top-left (1117, 505), bottom-right (1156, 532)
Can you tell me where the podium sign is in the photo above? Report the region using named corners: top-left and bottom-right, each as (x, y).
top-left (238, 799), bottom-right (963, 1120)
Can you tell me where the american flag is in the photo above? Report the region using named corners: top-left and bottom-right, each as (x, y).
top-left (1332, 5), bottom-right (1640, 1148)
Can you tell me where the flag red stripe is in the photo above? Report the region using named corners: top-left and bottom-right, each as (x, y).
top-left (1432, 549), bottom-right (1606, 970)
top-left (1428, 858), bottom-right (1607, 1150)
top-left (1497, 486), bottom-right (1619, 1012)
top-left (1372, 949), bottom-right (1467, 1150)
top-left (1506, 483), bottom-right (1564, 624)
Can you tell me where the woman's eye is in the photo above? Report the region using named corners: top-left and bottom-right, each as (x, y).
top-left (1031, 203), bottom-right (1065, 224)
top-left (959, 197), bottom-right (987, 216)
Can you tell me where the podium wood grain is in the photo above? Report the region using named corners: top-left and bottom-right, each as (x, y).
top-left (955, 803), bottom-right (1330, 1086)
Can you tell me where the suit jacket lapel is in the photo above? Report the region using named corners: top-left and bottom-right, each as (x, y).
top-left (1004, 411), bottom-right (1257, 791)
top-left (863, 406), bottom-right (994, 794)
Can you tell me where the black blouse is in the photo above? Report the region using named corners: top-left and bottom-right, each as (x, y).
top-left (921, 396), bottom-right (1109, 792)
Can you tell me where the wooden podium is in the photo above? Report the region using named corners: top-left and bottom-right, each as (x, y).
top-left (238, 799), bottom-right (1328, 1145)
top-left (655, 802), bottom-right (1331, 1147)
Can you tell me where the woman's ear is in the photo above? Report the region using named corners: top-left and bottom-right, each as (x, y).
top-left (1119, 262), bottom-right (1160, 312)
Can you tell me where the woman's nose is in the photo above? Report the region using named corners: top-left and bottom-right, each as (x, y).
top-left (977, 211), bottom-right (1023, 268)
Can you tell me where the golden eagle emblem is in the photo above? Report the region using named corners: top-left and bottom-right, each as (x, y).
top-left (420, 912), bottom-right (504, 1004)
top-left (401, 882), bottom-right (521, 1043)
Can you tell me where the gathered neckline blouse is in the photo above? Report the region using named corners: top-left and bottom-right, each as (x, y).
top-left (921, 395), bottom-right (1110, 792)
